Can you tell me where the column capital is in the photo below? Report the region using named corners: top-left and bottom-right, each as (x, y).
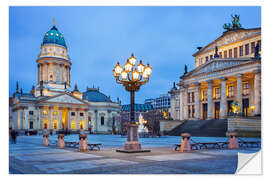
top-left (220, 77), bottom-right (227, 81)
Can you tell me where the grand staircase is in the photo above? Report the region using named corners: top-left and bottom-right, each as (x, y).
top-left (168, 119), bottom-right (228, 137)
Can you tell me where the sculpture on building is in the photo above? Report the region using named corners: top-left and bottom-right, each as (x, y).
top-left (184, 64), bottom-right (188, 74)
top-left (223, 14), bottom-right (242, 31)
top-left (254, 42), bottom-right (261, 58)
top-left (214, 46), bottom-right (219, 58)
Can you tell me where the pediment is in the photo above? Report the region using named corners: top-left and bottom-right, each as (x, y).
top-left (185, 59), bottom-right (251, 77)
top-left (194, 28), bottom-right (261, 56)
top-left (42, 93), bottom-right (88, 105)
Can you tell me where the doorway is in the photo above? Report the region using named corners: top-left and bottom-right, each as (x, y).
top-left (214, 102), bottom-right (220, 119)
top-left (242, 98), bottom-right (249, 117)
top-left (203, 103), bottom-right (208, 119)
top-left (227, 100), bottom-right (233, 115)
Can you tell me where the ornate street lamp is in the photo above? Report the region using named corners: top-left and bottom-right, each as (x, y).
top-left (113, 53), bottom-right (152, 152)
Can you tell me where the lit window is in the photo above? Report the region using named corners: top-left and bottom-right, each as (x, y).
top-left (227, 85), bottom-right (234, 97)
top-left (229, 49), bottom-right (232, 58)
top-left (251, 42), bottom-right (255, 53)
top-left (243, 83), bottom-right (249, 95)
top-left (234, 47), bottom-right (238, 58)
top-left (43, 121), bottom-right (48, 129)
top-left (71, 121), bottom-right (76, 130)
top-left (239, 46), bottom-right (243, 56)
top-left (56, 33), bottom-right (58, 36)
top-left (214, 88), bottom-right (220, 99)
top-left (80, 121), bottom-right (84, 129)
top-left (46, 33), bottom-right (48, 36)
top-left (224, 51), bottom-right (227, 58)
top-left (53, 111), bottom-right (58, 116)
top-left (53, 120), bottom-right (57, 129)
top-left (43, 110), bottom-right (48, 115)
top-left (51, 33), bottom-right (53, 36)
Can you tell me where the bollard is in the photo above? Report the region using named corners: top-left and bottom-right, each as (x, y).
top-left (43, 134), bottom-right (49, 146)
top-left (180, 133), bottom-right (191, 152)
top-left (57, 134), bottom-right (65, 148)
top-left (227, 132), bottom-right (239, 149)
top-left (79, 134), bottom-right (88, 152)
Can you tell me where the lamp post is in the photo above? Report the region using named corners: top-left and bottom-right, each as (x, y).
top-left (113, 53), bottom-right (152, 151)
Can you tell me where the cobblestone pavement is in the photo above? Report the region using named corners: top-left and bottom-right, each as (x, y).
top-left (9, 136), bottom-right (260, 174)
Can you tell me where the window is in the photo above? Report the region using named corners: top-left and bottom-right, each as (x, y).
top-left (214, 88), bottom-right (220, 99)
top-left (234, 47), bottom-right (238, 58)
top-left (49, 75), bottom-right (53, 81)
top-left (101, 116), bottom-right (104, 125)
top-left (228, 85), bottom-right (234, 97)
top-left (80, 121), bottom-right (84, 129)
top-left (210, 55), bottom-right (213, 60)
top-left (257, 40), bottom-right (261, 51)
top-left (192, 105), bottom-right (195, 118)
top-left (53, 111), bottom-right (58, 116)
top-left (229, 49), bottom-right (232, 58)
top-left (219, 52), bottom-right (222, 58)
top-left (243, 82), bottom-right (249, 95)
top-left (192, 92), bottom-right (195, 103)
top-left (71, 112), bottom-right (75, 116)
top-left (239, 46), bottom-right (243, 56)
top-left (205, 56), bottom-right (209, 62)
top-left (188, 105), bottom-right (191, 118)
top-left (53, 120), bottom-right (57, 129)
top-left (251, 42), bottom-right (255, 53)
top-left (29, 111), bottom-right (34, 115)
top-left (224, 51), bottom-right (227, 58)
top-left (71, 121), bottom-right (76, 130)
top-left (245, 44), bottom-right (249, 55)
top-left (30, 121), bottom-right (34, 129)
top-left (201, 90), bottom-right (207, 101)
top-left (42, 110), bottom-right (48, 115)
top-left (43, 121), bottom-right (48, 129)
top-left (80, 112), bottom-right (84, 117)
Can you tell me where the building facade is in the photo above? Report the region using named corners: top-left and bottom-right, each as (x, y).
top-left (170, 24), bottom-right (261, 121)
top-left (10, 21), bottom-right (121, 133)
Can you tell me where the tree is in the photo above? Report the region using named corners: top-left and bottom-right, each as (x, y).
top-left (107, 115), bottom-right (121, 134)
top-left (143, 110), bottom-right (163, 136)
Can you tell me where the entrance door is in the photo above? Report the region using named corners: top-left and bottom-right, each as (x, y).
top-left (242, 98), bottom-right (249, 117)
top-left (214, 102), bottom-right (220, 119)
top-left (227, 100), bottom-right (233, 115)
top-left (62, 108), bottom-right (68, 130)
top-left (203, 103), bottom-right (208, 119)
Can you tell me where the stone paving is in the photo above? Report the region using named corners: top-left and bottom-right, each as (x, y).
top-left (9, 135), bottom-right (261, 174)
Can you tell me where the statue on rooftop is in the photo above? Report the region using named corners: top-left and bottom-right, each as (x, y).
top-left (254, 42), bottom-right (261, 58)
top-left (184, 64), bottom-right (188, 74)
top-left (223, 14), bottom-right (242, 31)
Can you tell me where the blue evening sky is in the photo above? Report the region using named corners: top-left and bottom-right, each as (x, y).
top-left (9, 6), bottom-right (261, 104)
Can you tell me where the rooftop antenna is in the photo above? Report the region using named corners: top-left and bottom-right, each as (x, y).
top-left (53, 18), bottom-right (55, 27)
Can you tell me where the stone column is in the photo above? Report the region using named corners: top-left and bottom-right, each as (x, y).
top-left (95, 110), bottom-right (98, 133)
top-left (207, 80), bottom-right (213, 120)
top-left (38, 64), bottom-right (40, 83)
top-left (67, 108), bottom-right (71, 130)
top-left (46, 63), bottom-right (49, 82)
top-left (194, 83), bottom-right (200, 119)
top-left (59, 107), bottom-right (63, 129)
top-left (179, 89), bottom-right (184, 120)
top-left (254, 69), bottom-right (261, 115)
top-left (40, 64), bottom-right (44, 83)
top-left (60, 64), bottom-right (63, 83)
top-left (220, 77), bottom-right (227, 119)
top-left (236, 74), bottom-right (243, 113)
top-left (183, 85), bottom-right (188, 120)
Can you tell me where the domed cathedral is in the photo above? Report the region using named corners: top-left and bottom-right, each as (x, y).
top-left (36, 19), bottom-right (71, 95)
top-left (10, 19), bottom-right (121, 134)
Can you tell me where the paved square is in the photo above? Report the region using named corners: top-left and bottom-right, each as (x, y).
top-left (138, 153), bottom-right (212, 161)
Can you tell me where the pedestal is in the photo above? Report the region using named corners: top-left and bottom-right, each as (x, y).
top-left (57, 134), bottom-right (65, 148)
top-left (180, 133), bottom-right (191, 152)
top-left (43, 134), bottom-right (49, 146)
top-left (116, 123), bottom-right (150, 153)
top-left (79, 134), bottom-right (88, 152)
top-left (227, 132), bottom-right (239, 149)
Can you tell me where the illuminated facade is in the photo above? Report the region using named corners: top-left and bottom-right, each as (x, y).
top-left (170, 25), bottom-right (261, 121)
top-left (11, 21), bottom-right (121, 133)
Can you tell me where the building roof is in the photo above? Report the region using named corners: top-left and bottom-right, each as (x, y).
top-left (82, 88), bottom-right (112, 102)
top-left (121, 104), bottom-right (153, 112)
top-left (42, 25), bottom-right (67, 48)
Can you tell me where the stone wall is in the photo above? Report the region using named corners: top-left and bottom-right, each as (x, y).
top-left (160, 120), bottom-right (183, 135)
top-left (227, 116), bottom-right (261, 137)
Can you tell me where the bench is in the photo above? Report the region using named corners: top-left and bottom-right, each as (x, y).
top-left (88, 143), bottom-right (102, 150)
top-left (239, 141), bottom-right (260, 148)
top-left (174, 143), bottom-right (199, 151)
top-left (65, 141), bottom-right (79, 148)
top-left (197, 142), bottom-right (223, 149)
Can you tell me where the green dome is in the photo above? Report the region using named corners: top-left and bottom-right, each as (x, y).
top-left (42, 26), bottom-right (67, 48)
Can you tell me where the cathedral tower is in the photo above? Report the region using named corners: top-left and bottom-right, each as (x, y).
top-left (36, 19), bottom-right (71, 94)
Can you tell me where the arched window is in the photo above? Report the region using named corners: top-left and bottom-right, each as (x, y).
top-left (101, 116), bottom-right (104, 125)
top-left (49, 75), bottom-right (53, 81)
